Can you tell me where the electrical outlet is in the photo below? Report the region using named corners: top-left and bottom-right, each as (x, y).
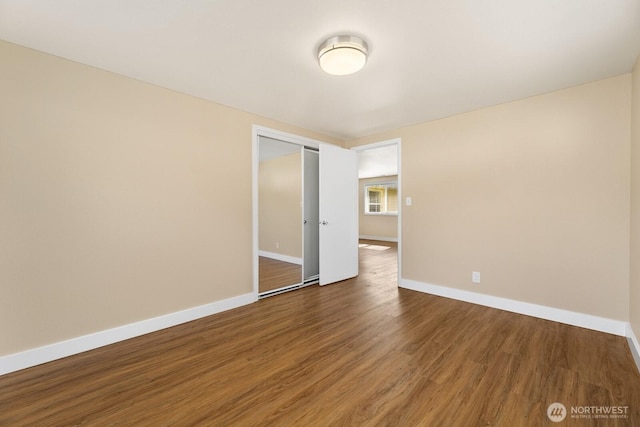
top-left (472, 272), bottom-right (481, 283)
top-left (276, 242), bottom-right (280, 249)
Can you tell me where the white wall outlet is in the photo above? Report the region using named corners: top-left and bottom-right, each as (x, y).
top-left (276, 242), bottom-right (280, 249)
top-left (472, 272), bottom-right (481, 283)
top-left (405, 196), bottom-right (412, 206)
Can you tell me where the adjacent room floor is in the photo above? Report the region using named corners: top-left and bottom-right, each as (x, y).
top-left (1, 240), bottom-right (639, 425)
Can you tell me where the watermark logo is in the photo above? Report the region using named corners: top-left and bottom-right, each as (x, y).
top-left (547, 402), bottom-right (567, 422)
top-left (570, 405), bottom-right (629, 420)
top-left (547, 402), bottom-right (630, 422)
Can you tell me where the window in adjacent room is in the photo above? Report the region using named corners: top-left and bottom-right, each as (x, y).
top-left (364, 182), bottom-right (398, 215)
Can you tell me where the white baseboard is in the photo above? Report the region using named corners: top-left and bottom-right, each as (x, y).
top-left (359, 235), bottom-right (398, 243)
top-left (399, 278), bottom-right (627, 336)
top-left (258, 250), bottom-right (303, 265)
top-left (627, 324), bottom-right (640, 373)
top-left (0, 292), bottom-right (257, 376)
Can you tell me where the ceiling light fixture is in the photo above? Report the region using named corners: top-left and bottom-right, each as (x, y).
top-left (317, 35), bottom-right (368, 76)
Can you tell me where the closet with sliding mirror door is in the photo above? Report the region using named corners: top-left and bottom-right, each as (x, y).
top-left (258, 136), bottom-right (319, 297)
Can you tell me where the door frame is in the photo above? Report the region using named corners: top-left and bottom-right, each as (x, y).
top-left (252, 125), bottom-right (323, 297)
top-left (351, 138), bottom-right (402, 284)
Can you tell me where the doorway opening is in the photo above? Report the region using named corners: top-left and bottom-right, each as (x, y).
top-left (353, 139), bottom-right (402, 285)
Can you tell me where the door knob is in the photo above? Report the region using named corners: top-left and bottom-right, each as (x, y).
top-left (320, 220), bottom-right (329, 225)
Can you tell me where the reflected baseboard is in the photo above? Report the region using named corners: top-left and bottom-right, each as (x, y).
top-left (258, 250), bottom-right (302, 265)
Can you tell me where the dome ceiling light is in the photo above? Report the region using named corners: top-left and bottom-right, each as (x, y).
top-left (317, 35), bottom-right (368, 76)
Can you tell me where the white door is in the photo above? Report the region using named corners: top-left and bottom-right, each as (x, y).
top-left (319, 144), bottom-right (358, 285)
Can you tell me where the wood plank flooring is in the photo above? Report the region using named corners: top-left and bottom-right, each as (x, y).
top-left (1, 240), bottom-right (639, 426)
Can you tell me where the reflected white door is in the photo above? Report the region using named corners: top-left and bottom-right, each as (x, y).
top-left (319, 144), bottom-right (358, 285)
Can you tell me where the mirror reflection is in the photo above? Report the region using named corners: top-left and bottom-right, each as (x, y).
top-left (258, 137), bottom-right (303, 293)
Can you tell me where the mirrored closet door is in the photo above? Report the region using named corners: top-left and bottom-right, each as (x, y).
top-left (258, 137), bottom-right (319, 296)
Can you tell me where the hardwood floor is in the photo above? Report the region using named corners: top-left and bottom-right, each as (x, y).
top-left (1, 240), bottom-right (639, 426)
top-left (259, 256), bottom-right (303, 293)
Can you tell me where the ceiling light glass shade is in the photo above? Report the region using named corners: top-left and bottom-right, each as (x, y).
top-left (318, 35), bottom-right (368, 76)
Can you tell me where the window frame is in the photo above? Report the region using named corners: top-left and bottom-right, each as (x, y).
top-left (364, 181), bottom-right (398, 216)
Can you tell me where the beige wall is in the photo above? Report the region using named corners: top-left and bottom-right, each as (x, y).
top-left (348, 75), bottom-right (631, 321)
top-left (2, 36), bottom-right (636, 361)
top-left (359, 176), bottom-right (398, 240)
top-left (631, 56), bottom-right (640, 336)
top-left (259, 152), bottom-right (303, 258)
top-left (0, 40), bottom-right (340, 357)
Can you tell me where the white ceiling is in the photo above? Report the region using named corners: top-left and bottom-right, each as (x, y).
top-left (1, 1), bottom-right (639, 140)
top-left (358, 145), bottom-right (398, 179)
